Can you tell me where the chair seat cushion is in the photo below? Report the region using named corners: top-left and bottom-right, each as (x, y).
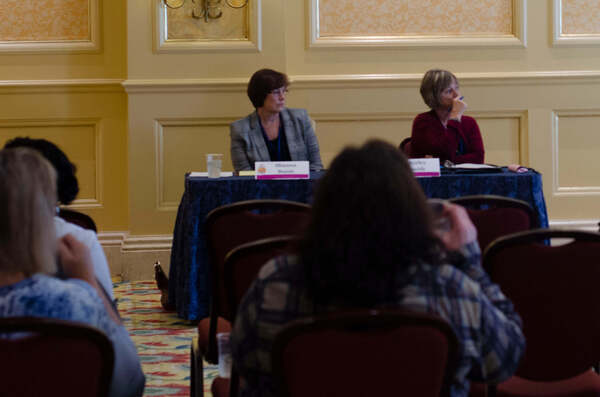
top-left (496, 370), bottom-right (600, 397)
top-left (197, 317), bottom-right (232, 351)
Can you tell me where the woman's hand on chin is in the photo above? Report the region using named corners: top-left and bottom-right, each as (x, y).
top-left (449, 96), bottom-right (467, 121)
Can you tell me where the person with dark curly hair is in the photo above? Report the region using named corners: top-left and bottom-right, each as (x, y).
top-left (231, 140), bottom-right (524, 397)
top-left (3, 137), bottom-right (113, 299)
top-left (230, 68), bottom-right (323, 172)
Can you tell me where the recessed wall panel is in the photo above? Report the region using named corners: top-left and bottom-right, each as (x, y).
top-left (0, 122), bottom-right (98, 201)
top-left (160, 121), bottom-right (232, 207)
top-left (477, 116), bottom-right (521, 165)
top-left (313, 117), bottom-right (413, 167)
top-left (556, 114), bottom-right (600, 189)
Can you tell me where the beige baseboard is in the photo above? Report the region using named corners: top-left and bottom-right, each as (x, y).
top-left (99, 232), bottom-right (173, 281)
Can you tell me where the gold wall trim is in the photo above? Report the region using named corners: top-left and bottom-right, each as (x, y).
top-left (153, 0), bottom-right (262, 53)
top-left (308, 0), bottom-right (526, 48)
top-left (552, 109), bottom-right (600, 196)
top-left (121, 235), bottom-right (173, 252)
top-left (0, 0), bottom-right (101, 54)
top-left (549, 219), bottom-right (600, 232)
top-left (154, 117), bottom-right (237, 211)
top-left (0, 117), bottom-right (104, 207)
top-left (97, 232), bottom-right (173, 252)
top-left (122, 71), bottom-right (600, 93)
top-left (0, 79), bottom-right (124, 94)
top-left (122, 78), bottom-right (247, 93)
top-left (553, 0), bottom-right (600, 46)
top-left (469, 111), bottom-right (528, 165)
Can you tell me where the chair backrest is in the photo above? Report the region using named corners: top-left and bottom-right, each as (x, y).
top-left (399, 137), bottom-right (413, 157)
top-left (448, 195), bottom-right (536, 255)
top-left (223, 235), bottom-right (300, 322)
top-left (0, 317), bottom-right (114, 397)
top-left (272, 309), bottom-right (459, 397)
top-left (484, 229), bottom-right (600, 381)
top-left (205, 199), bottom-right (310, 329)
top-left (58, 208), bottom-right (98, 233)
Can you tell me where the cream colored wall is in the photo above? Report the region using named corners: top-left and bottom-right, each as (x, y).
top-left (3, 0), bottom-right (600, 279)
top-left (0, 0), bottom-right (127, 232)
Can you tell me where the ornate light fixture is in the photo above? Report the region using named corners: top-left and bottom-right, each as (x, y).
top-left (163, 0), bottom-right (248, 22)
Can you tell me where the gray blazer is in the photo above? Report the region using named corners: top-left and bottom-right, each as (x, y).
top-left (230, 108), bottom-right (323, 172)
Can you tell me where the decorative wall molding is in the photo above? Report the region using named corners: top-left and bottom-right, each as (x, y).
top-left (122, 78), bottom-right (247, 93)
top-left (0, 79), bottom-right (124, 94)
top-left (553, 0), bottom-right (600, 46)
top-left (551, 109), bottom-right (600, 196)
top-left (99, 232), bottom-right (172, 252)
top-left (154, 0), bottom-right (262, 53)
top-left (121, 235), bottom-right (173, 252)
top-left (308, 0), bottom-right (526, 48)
top-left (122, 71), bottom-right (600, 94)
top-left (0, 117), bottom-right (104, 207)
top-left (0, 0), bottom-right (101, 54)
top-left (470, 111), bottom-right (528, 165)
top-left (154, 117), bottom-right (236, 210)
top-left (549, 219), bottom-right (600, 232)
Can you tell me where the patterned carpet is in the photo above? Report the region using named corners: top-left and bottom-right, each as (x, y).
top-left (114, 279), bottom-right (218, 397)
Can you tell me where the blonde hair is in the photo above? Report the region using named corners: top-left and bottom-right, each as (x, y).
top-left (0, 148), bottom-right (58, 276)
top-left (419, 69), bottom-right (458, 109)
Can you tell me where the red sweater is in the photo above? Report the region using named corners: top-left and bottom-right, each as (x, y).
top-left (410, 110), bottom-right (485, 164)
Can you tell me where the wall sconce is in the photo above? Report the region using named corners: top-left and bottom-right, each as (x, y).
top-left (163, 0), bottom-right (248, 22)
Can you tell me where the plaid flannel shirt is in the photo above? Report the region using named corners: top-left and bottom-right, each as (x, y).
top-left (231, 242), bottom-right (525, 397)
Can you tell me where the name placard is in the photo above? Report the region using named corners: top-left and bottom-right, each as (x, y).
top-left (409, 158), bottom-right (441, 178)
top-left (255, 161), bottom-right (310, 180)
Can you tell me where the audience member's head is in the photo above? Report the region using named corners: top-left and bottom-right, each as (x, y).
top-left (4, 137), bottom-right (79, 205)
top-left (301, 139), bottom-right (443, 306)
top-left (0, 148), bottom-right (57, 276)
top-left (419, 69), bottom-right (459, 109)
top-left (247, 68), bottom-right (289, 109)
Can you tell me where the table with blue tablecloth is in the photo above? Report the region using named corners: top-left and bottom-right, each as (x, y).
top-left (168, 169), bottom-right (548, 320)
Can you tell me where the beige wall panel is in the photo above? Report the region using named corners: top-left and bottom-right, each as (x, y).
top-left (0, 88), bottom-right (128, 231)
top-left (159, 120), bottom-right (234, 208)
top-left (128, 89), bottom-right (249, 235)
top-left (313, 117), bottom-right (413, 167)
top-left (475, 116), bottom-right (522, 165)
top-left (0, 0), bottom-right (89, 41)
top-left (0, 0), bottom-right (124, 79)
top-left (555, 113), bottom-right (600, 188)
top-left (318, 0), bottom-right (512, 36)
top-left (562, 0), bottom-right (600, 34)
top-left (0, 121), bottom-right (98, 201)
top-left (166, 2), bottom-right (248, 40)
top-left (129, 0), bottom-right (282, 79)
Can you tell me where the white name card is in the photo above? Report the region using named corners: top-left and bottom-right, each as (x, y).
top-left (255, 161), bottom-right (310, 180)
top-left (409, 158), bottom-right (441, 178)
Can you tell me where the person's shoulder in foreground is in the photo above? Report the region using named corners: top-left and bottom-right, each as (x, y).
top-left (54, 216), bottom-right (114, 300)
top-left (0, 274), bottom-right (146, 397)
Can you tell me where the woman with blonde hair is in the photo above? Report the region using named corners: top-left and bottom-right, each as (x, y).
top-left (411, 69), bottom-right (484, 164)
top-left (0, 148), bottom-right (145, 397)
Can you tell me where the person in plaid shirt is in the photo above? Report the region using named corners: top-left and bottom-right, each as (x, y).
top-left (231, 140), bottom-right (524, 397)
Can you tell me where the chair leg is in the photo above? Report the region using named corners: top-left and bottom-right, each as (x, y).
top-left (191, 337), bottom-right (204, 397)
top-left (486, 383), bottom-right (497, 397)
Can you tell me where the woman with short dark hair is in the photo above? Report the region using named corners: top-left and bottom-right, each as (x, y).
top-left (230, 68), bottom-right (323, 171)
top-left (411, 69), bottom-right (485, 164)
top-left (232, 140), bottom-right (523, 397)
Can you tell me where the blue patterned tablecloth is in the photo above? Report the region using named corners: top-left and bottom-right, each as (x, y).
top-left (168, 169), bottom-right (548, 320)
